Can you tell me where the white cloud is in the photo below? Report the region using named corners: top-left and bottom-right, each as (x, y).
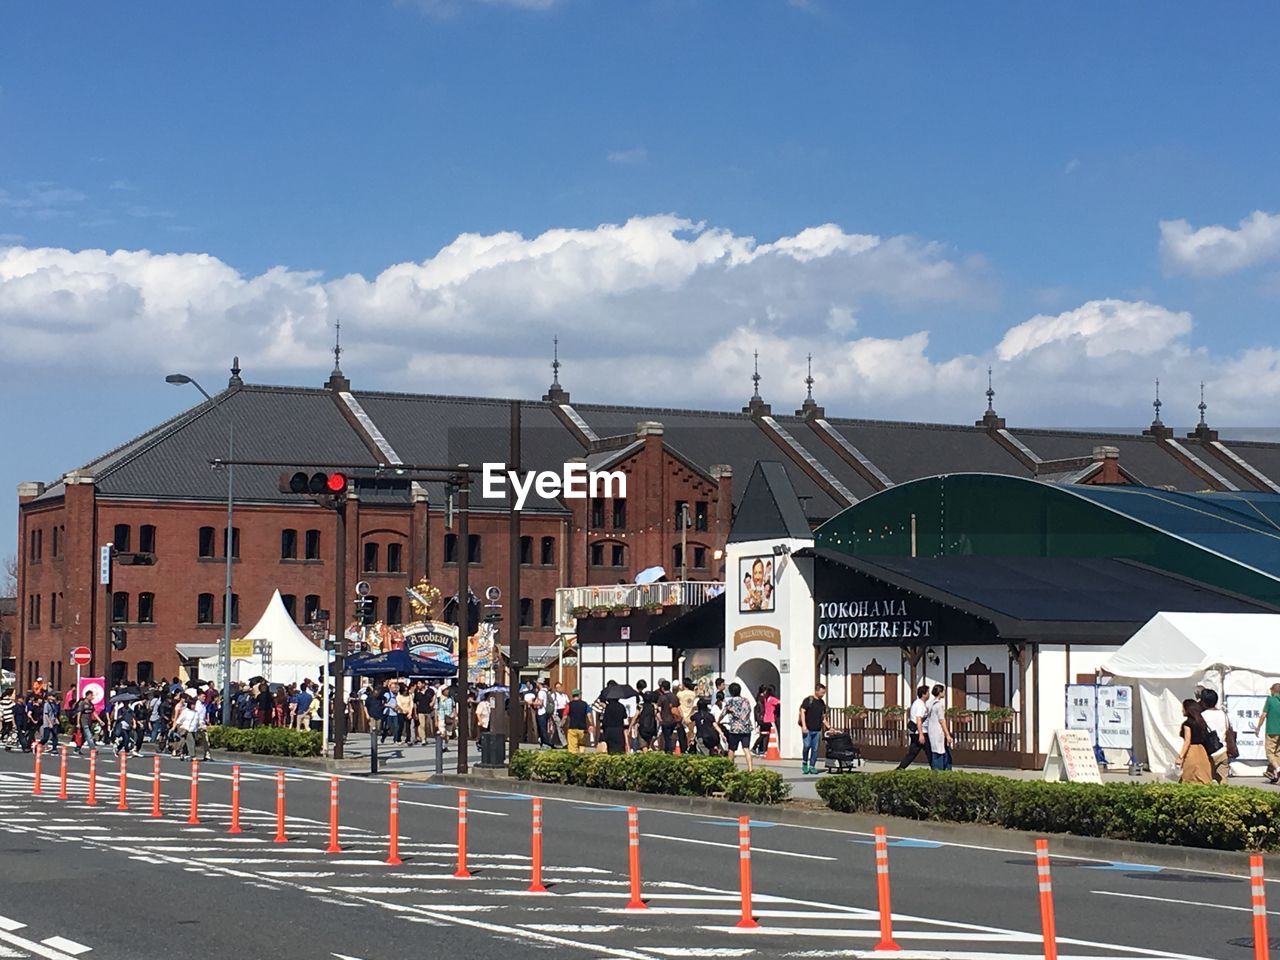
top-left (1160, 210), bottom-right (1280, 276)
top-left (606, 147), bottom-right (648, 165)
top-left (2, 215), bottom-right (1272, 423)
top-left (996, 299), bottom-right (1192, 362)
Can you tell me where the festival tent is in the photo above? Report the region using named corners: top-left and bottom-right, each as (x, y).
top-left (199, 590), bottom-right (328, 686)
top-left (1101, 612), bottom-right (1280, 774)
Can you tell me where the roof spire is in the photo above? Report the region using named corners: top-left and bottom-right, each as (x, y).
top-left (975, 364), bottom-right (1005, 430)
top-left (795, 352), bottom-right (824, 418)
top-left (1186, 379), bottom-right (1218, 441)
top-left (542, 335), bottom-right (570, 403)
top-left (325, 317), bottom-right (351, 392)
top-left (1198, 380), bottom-right (1207, 426)
top-left (1152, 377), bottom-right (1162, 425)
top-left (743, 348), bottom-right (771, 416)
top-left (1143, 376), bottom-right (1172, 439)
top-left (228, 355), bottom-right (243, 388)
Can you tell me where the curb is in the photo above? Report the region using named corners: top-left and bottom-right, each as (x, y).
top-left (430, 773), bottom-right (1259, 877)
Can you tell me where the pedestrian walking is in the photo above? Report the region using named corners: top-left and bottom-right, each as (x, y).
top-left (677, 679), bottom-right (698, 753)
top-left (798, 683), bottom-right (829, 775)
top-left (565, 689), bottom-right (593, 753)
top-left (600, 694), bottom-right (628, 755)
top-left (1176, 698), bottom-right (1213, 784)
top-left (39, 691), bottom-right (60, 753)
top-left (74, 692), bottom-right (99, 755)
top-left (633, 691), bottom-right (659, 752)
top-left (656, 680), bottom-right (685, 754)
top-left (897, 685), bottom-right (932, 769)
top-left (752, 685), bottom-right (780, 756)
top-left (436, 686), bottom-right (457, 742)
top-left (551, 682), bottom-right (570, 747)
top-left (925, 684), bottom-right (952, 770)
top-left (1255, 683), bottom-right (1280, 783)
top-left (0, 688), bottom-right (14, 748)
top-left (1199, 688), bottom-right (1231, 783)
top-left (719, 682), bottom-right (754, 771)
top-left (691, 698), bottom-right (721, 755)
top-left (413, 681), bottom-right (435, 744)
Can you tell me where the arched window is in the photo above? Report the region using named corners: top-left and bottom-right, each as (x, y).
top-left (281, 529), bottom-right (298, 560)
top-left (112, 591), bottom-right (130, 623)
top-left (139, 524), bottom-right (156, 554)
top-left (198, 526), bottom-right (216, 558)
top-left (954, 658), bottom-right (1005, 712)
top-left (444, 533), bottom-right (458, 564)
top-left (520, 536), bottom-right (533, 565)
top-left (386, 543), bottom-right (402, 573)
top-left (540, 536), bottom-right (555, 565)
top-left (113, 524), bottom-right (131, 552)
top-left (363, 542), bottom-right (380, 573)
top-left (197, 593), bottom-right (215, 624)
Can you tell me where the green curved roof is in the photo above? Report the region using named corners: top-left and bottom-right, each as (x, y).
top-left (814, 474), bottom-right (1280, 606)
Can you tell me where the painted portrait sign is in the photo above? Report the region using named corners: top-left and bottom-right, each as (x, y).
top-left (738, 555), bottom-right (775, 613)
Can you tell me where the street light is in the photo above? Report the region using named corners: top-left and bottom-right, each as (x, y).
top-left (167, 372), bottom-right (233, 727)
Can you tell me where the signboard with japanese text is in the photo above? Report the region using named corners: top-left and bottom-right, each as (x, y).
top-left (1064, 685), bottom-right (1097, 734)
top-left (1226, 695), bottom-right (1267, 762)
top-left (1096, 684), bottom-right (1133, 750)
top-left (1043, 728), bottom-right (1103, 783)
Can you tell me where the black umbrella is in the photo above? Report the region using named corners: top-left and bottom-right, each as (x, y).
top-left (600, 682), bottom-right (638, 701)
top-left (110, 691), bottom-right (141, 704)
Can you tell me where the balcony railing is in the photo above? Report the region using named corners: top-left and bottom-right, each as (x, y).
top-left (829, 707), bottom-right (1024, 755)
top-left (555, 581), bottom-right (724, 633)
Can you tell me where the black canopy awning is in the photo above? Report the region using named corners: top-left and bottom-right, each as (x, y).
top-left (799, 550), bottom-right (1275, 645)
top-left (648, 592), bottom-right (725, 649)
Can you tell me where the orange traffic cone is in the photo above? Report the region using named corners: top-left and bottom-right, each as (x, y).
top-left (764, 725), bottom-right (781, 761)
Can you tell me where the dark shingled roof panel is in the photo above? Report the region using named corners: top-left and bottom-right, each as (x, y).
top-left (1183, 442), bottom-right (1263, 492)
top-left (729, 461), bottom-right (815, 543)
top-left (573, 405), bottom-right (844, 520)
top-left (1220, 443), bottom-right (1280, 491)
top-left (1015, 431), bottom-right (1208, 490)
top-left (770, 416), bottom-right (878, 501)
top-left (95, 386), bottom-right (381, 503)
top-left (353, 392), bottom-right (581, 512)
top-left (827, 420), bottom-right (1032, 483)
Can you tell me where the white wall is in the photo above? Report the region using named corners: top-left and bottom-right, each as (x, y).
top-left (723, 536), bottom-right (815, 759)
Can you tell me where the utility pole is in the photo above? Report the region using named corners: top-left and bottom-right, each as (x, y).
top-left (332, 500), bottom-right (348, 759)
top-left (456, 467), bottom-right (470, 773)
top-left (507, 400), bottom-right (523, 761)
top-left (220, 424), bottom-right (234, 726)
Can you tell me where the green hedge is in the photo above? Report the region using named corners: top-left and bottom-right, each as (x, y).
top-left (206, 726), bottom-right (322, 758)
top-left (816, 770), bottom-right (1280, 851)
top-left (509, 750), bottom-right (790, 805)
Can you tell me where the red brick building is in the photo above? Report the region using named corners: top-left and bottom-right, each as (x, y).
top-left (17, 356), bottom-right (1280, 691)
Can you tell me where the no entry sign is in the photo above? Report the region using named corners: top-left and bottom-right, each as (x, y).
top-left (70, 646), bottom-right (92, 667)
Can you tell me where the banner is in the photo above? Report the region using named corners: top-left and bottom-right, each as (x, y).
top-left (1227, 695), bottom-right (1267, 762)
top-left (78, 676), bottom-right (107, 716)
top-left (1096, 684), bottom-right (1133, 750)
top-left (405, 620), bottom-right (458, 670)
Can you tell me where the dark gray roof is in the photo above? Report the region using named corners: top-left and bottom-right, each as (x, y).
top-left (827, 419), bottom-right (1031, 482)
top-left (1217, 442), bottom-right (1280, 491)
top-left (573, 404), bottom-right (845, 520)
top-left (728, 461), bottom-right (814, 543)
top-left (1014, 430), bottom-right (1209, 490)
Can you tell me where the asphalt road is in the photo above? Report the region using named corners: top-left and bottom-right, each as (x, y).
top-left (0, 746), bottom-right (1268, 960)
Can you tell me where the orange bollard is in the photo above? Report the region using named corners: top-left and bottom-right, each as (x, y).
top-left (273, 770), bottom-right (288, 843)
top-left (1035, 838), bottom-right (1058, 960)
top-left (873, 826), bottom-right (901, 951)
top-left (117, 752), bottom-right (129, 810)
top-left (453, 789), bottom-right (472, 878)
top-left (227, 764), bottom-right (242, 833)
top-left (625, 806), bottom-right (647, 910)
top-left (736, 816), bottom-right (758, 928)
top-left (187, 759), bottom-right (200, 824)
top-left (32, 743), bottom-right (42, 796)
top-left (764, 725), bottom-right (781, 761)
top-left (58, 748), bottom-right (68, 800)
top-left (528, 797), bottom-right (547, 893)
top-left (325, 776), bottom-right (341, 852)
top-left (386, 781), bottom-right (403, 866)
top-left (87, 749), bottom-right (97, 806)
top-left (1251, 855), bottom-right (1270, 960)
top-left (151, 755), bottom-right (163, 818)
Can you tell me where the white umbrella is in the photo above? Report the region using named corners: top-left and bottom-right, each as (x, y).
top-left (635, 566), bottom-right (667, 585)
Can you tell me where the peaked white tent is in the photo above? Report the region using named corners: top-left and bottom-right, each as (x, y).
top-left (200, 590), bottom-right (328, 686)
top-left (1101, 613), bottom-right (1280, 774)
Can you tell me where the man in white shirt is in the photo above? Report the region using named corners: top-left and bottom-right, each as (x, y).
top-left (896, 684), bottom-right (932, 769)
top-left (551, 682), bottom-right (570, 748)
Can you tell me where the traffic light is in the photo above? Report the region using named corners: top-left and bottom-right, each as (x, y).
top-left (278, 470), bottom-right (349, 496)
top-left (110, 626), bottom-right (128, 650)
top-left (353, 597), bottom-right (375, 627)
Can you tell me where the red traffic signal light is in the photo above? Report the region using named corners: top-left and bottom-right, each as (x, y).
top-left (277, 470), bottom-right (348, 497)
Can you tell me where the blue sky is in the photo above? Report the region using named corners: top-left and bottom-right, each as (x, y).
top-left (3, 2), bottom-right (1280, 563)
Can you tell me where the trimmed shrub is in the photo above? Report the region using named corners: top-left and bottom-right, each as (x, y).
top-left (815, 770), bottom-right (1280, 851)
top-left (509, 749), bottom-right (790, 804)
top-left (207, 725), bottom-right (322, 758)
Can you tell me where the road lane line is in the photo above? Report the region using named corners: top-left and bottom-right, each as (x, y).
top-left (0, 930), bottom-right (85, 960)
top-left (642, 832), bottom-right (835, 861)
top-left (1092, 889), bottom-right (1280, 916)
top-left (40, 937), bottom-right (91, 956)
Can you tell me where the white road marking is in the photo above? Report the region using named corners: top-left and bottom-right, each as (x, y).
top-left (397, 799), bottom-right (507, 817)
top-left (0, 929), bottom-right (87, 960)
top-left (642, 833), bottom-right (836, 861)
top-left (0, 919), bottom-right (24, 933)
top-left (40, 936), bottom-right (91, 955)
top-left (1092, 889), bottom-right (1280, 916)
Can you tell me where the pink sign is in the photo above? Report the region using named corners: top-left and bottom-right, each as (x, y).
top-left (77, 676), bottom-right (107, 715)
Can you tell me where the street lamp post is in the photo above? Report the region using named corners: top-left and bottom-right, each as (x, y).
top-left (166, 373), bottom-right (234, 727)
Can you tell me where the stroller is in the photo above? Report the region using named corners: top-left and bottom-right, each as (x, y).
top-left (823, 731), bottom-right (863, 774)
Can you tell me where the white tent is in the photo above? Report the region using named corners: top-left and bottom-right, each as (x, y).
top-left (1101, 612), bottom-right (1280, 774)
top-left (200, 590), bottom-right (328, 686)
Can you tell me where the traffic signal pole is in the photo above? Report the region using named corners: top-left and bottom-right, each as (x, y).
top-left (332, 499), bottom-right (348, 760)
top-left (456, 469), bottom-right (470, 774)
